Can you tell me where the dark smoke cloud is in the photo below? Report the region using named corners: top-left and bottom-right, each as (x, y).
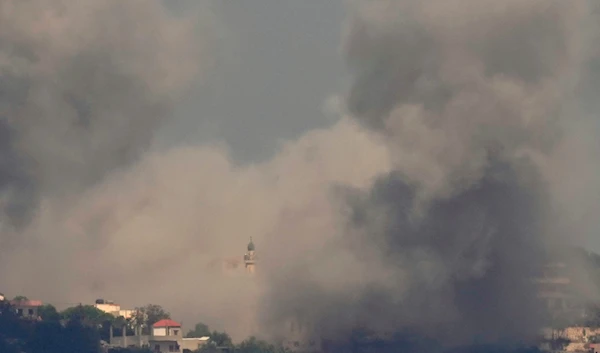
top-left (262, 163), bottom-right (548, 348)
top-left (259, 0), bottom-right (600, 350)
top-left (0, 0), bottom-right (598, 347)
top-left (0, 1), bottom-right (201, 229)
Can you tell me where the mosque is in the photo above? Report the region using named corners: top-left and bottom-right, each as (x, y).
top-left (244, 237), bottom-right (257, 274)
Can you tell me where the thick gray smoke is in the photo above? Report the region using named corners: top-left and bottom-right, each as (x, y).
top-left (258, 0), bottom-right (600, 350)
top-left (0, 0), bottom-right (201, 231)
top-left (0, 0), bottom-right (599, 347)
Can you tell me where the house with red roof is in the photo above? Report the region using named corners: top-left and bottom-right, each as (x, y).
top-left (9, 299), bottom-right (43, 320)
top-left (149, 319), bottom-right (183, 352)
top-left (110, 317), bottom-right (210, 352)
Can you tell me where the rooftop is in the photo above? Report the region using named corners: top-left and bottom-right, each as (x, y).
top-left (153, 319), bottom-right (181, 328)
top-left (183, 337), bottom-right (210, 342)
top-left (10, 300), bottom-right (43, 307)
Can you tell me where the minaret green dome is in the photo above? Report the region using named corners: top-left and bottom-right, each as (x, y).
top-left (247, 237), bottom-right (255, 251)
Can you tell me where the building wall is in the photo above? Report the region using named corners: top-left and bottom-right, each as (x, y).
top-left (118, 309), bottom-right (134, 319)
top-left (154, 327), bottom-right (167, 336)
top-left (153, 327), bottom-right (182, 337)
top-left (149, 340), bottom-right (181, 353)
top-left (110, 328), bottom-right (203, 353)
top-left (244, 250), bottom-right (256, 274)
top-left (110, 335), bottom-right (150, 348)
top-left (95, 303), bottom-right (134, 319)
top-left (181, 338), bottom-right (209, 351)
top-left (16, 306), bottom-right (38, 318)
top-left (11, 302), bottom-right (42, 319)
top-left (95, 303), bottom-right (121, 313)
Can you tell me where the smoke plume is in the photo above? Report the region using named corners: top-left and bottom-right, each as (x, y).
top-left (258, 0), bottom-right (600, 350)
top-left (0, 0), bottom-right (599, 348)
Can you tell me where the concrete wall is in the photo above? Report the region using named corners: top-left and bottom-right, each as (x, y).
top-left (95, 304), bottom-right (134, 319)
top-left (95, 303), bottom-right (121, 313)
top-left (110, 335), bottom-right (150, 348)
top-left (149, 339), bottom-right (181, 353)
top-left (154, 327), bottom-right (167, 336)
top-left (181, 338), bottom-right (209, 351)
top-left (118, 309), bottom-right (134, 319)
top-left (14, 305), bottom-right (39, 318)
top-left (153, 327), bottom-right (182, 337)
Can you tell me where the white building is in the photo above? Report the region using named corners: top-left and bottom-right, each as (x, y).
top-left (150, 319), bottom-right (183, 353)
top-left (94, 299), bottom-right (134, 319)
top-left (110, 319), bottom-right (209, 353)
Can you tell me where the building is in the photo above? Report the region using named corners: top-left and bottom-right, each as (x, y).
top-left (94, 298), bottom-right (134, 319)
top-left (244, 237), bottom-right (257, 274)
top-left (109, 319), bottom-right (209, 353)
top-left (533, 261), bottom-right (589, 325)
top-left (150, 319), bottom-right (184, 353)
top-left (9, 299), bottom-right (43, 319)
top-left (181, 337), bottom-right (211, 352)
top-left (535, 263), bottom-right (574, 311)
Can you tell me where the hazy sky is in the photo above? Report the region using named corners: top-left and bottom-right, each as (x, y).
top-left (158, 0), bottom-right (348, 163)
top-left (157, 0), bottom-right (600, 251)
top-left (1, 0), bottom-right (599, 343)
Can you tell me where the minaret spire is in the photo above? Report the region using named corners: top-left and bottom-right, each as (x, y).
top-left (244, 237), bottom-right (256, 273)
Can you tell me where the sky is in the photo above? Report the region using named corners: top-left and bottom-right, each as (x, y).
top-left (157, 0), bottom-right (600, 252)
top-left (0, 0), bottom-right (599, 347)
top-left (158, 0), bottom-right (348, 163)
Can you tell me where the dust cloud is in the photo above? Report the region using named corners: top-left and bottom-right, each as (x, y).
top-left (0, 0), bottom-right (599, 347)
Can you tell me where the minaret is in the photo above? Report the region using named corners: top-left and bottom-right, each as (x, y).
top-left (244, 237), bottom-right (256, 274)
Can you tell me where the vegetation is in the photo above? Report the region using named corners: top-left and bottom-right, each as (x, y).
top-left (0, 300), bottom-right (100, 353)
top-left (193, 335), bottom-right (290, 353)
top-left (188, 322), bottom-right (234, 351)
top-left (38, 304), bottom-right (61, 322)
top-left (131, 304), bottom-right (171, 334)
top-left (186, 322), bottom-right (211, 338)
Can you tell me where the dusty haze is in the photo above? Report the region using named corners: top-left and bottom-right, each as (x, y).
top-left (0, 0), bottom-right (599, 347)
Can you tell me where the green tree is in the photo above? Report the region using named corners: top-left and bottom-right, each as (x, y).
top-left (0, 300), bottom-right (28, 353)
top-left (131, 304), bottom-right (170, 334)
top-left (62, 317), bottom-right (101, 353)
top-left (186, 322), bottom-right (211, 338)
top-left (38, 304), bottom-right (61, 322)
top-left (61, 304), bottom-right (115, 342)
top-left (12, 295), bottom-right (28, 302)
top-left (211, 330), bottom-right (233, 347)
top-left (61, 304), bottom-right (114, 325)
top-left (111, 315), bottom-right (135, 337)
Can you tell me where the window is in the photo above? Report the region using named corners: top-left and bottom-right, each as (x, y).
top-left (154, 344), bottom-right (160, 352)
top-left (17, 309), bottom-right (23, 316)
top-left (169, 345), bottom-right (176, 352)
top-left (173, 329), bottom-right (179, 336)
top-left (28, 309), bottom-right (34, 316)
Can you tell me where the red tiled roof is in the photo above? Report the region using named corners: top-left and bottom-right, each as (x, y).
top-left (153, 319), bottom-right (181, 328)
top-left (9, 300), bottom-right (43, 307)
